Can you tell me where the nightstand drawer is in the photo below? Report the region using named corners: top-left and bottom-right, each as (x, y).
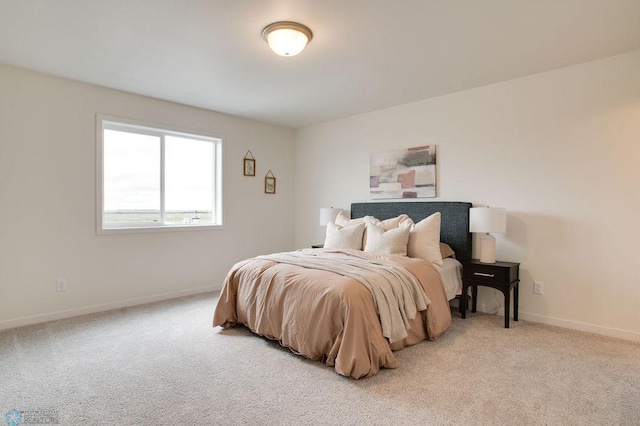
top-left (464, 267), bottom-right (507, 283)
top-left (462, 260), bottom-right (519, 284)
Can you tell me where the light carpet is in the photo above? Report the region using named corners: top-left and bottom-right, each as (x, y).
top-left (1, 292), bottom-right (639, 425)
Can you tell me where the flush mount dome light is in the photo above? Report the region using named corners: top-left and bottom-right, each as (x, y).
top-left (261, 21), bottom-right (313, 57)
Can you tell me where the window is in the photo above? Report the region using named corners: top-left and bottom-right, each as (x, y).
top-left (97, 116), bottom-right (223, 233)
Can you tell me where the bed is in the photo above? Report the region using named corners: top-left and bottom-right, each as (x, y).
top-left (213, 201), bottom-right (472, 379)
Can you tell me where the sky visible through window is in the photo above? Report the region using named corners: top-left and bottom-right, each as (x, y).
top-left (104, 129), bottom-right (160, 211)
top-left (165, 135), bottom-right (214, 212)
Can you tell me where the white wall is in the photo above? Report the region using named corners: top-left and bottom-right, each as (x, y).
top-left (295, 50), bottom-right (640, 341)
top-left (0, 65), bottom-right (295, 327)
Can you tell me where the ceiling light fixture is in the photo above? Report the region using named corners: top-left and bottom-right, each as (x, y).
top-left (261, 21), bottom-right (313, 57)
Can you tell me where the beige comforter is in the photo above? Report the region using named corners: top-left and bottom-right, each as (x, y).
top-left (213, 248), bottom-right (451, 379)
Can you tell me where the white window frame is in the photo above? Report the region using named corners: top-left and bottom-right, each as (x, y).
top-left (96, 114), bottom-right (223, 234)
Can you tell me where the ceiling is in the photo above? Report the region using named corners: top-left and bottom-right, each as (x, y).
top-left (1, 0), bottom-right (639, 129)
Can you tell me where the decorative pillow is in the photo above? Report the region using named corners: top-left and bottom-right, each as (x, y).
top-left (334, 211), bottom-right (360, 227)
top-left (336, 212), bottom-right (380, 248)
top-left (324, 222), bottom-right (366, 250)
top-left (440, 242), bottom-right (456, 259)
top-left (363, 220), bottom-right (412, 256)
top-left (375, 214), bottom-right (410, 231)
top-left (407, 212), bottom-right (443, 266)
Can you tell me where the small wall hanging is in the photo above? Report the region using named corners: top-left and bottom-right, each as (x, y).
top-left (264, 170), bottom-right (276, 194)
top-left (243, 150), bottom-right (256, 176)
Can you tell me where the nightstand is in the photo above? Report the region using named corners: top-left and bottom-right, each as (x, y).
top-left (460, 259), bottom-right (520, 328)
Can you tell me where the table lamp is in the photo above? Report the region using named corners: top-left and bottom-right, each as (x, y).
top-left (319, 207), bottom-right (341, 226)
top-left (469, 207), bottom-right (507, 263)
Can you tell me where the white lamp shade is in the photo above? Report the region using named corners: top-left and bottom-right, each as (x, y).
top-left (319, 207), bottom-right (341, 226)
top-left (266, 28), bottom-right (310, 56)
top-left (262, 22), bottom-right (313, 57)
top-left (469, 207), bottom-right (507, 234)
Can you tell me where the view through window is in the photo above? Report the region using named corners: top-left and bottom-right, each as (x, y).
top-left (98, 117), bottom-right (222, 231)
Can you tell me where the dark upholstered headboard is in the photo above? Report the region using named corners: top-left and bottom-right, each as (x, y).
top-left (350, 201), bottom-right (472, 261)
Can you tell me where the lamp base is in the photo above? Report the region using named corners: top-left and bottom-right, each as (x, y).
top-left (478, 234), bottom-right (497, 263)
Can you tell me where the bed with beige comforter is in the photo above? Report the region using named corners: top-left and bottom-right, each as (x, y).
top-left (213, 248), bottom-right (451, 379)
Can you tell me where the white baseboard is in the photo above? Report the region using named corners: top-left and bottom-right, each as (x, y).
top-left (0, 285), bottom-right (219, 331)
top-left (469, 299), bottom-right (640, 343)
top-left (517, 311), bottom-right (640, 343)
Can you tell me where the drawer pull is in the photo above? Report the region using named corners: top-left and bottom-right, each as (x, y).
top-left (474, 272), bottom-right (495, 278)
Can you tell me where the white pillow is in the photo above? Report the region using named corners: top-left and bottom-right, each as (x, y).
top-left (336, 212), bottom-right (379, 248)
top-left (324, 222), bottom-right (366, 250)
top-left (407, 212), bottom-right (443, 266)
top-left (377, 214), bottom-right (410, 230)
top-left (363, 221), bottom-right (412, 256)
top-left (335, 211), bottom-right (375, 227)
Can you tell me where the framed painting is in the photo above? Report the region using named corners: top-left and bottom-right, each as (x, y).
top-left (244, 151), bottom-right (256, 176)
top-left (370, 145), bottom-right (436, 199)
top-left (265, 170), bottom-right (276, 194)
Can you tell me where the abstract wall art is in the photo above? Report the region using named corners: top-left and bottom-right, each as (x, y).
top-left (370, 145), bottom-right (436, 199)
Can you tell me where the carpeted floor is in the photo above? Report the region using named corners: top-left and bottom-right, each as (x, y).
top-left (1, 292), bottom-right (639, 425)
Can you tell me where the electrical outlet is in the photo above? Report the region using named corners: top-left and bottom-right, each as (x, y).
top-left (533, 281), bottom-right (544, 295)
top-left (56, 278), bottom-right (66, 292)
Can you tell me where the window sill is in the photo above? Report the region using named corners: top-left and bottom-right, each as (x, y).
top-left (97, 223), bottom-right (223, 235)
